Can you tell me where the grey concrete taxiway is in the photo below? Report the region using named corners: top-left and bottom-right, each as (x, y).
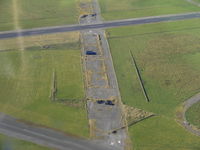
top-left (0, 12), bottom-right (200, 39)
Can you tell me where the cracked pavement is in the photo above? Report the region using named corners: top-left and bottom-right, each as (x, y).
top-left (80, 1), bottom-right (127, 149)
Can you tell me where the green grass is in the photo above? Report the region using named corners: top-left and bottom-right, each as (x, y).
top-left (186, 101), bottom-right (200, 128)
top-left (0, 0), bottom-right (78, 31)
top-left (0, 32), bottom-right (80, 51)
top-left (0, 134), bottom-right (49, 150)
top-left (0, 0), bottom-right (13, 31)
top-left (130, 116), bottom-right (200, 150)
top-left (107, 19), bottom-right (200, 149)
top-left (99, 0), bottom-right (200, 21)
top-left (194, 0), bottom-right (200, 3)
top-left (0, 48), bottom-right (88, 138)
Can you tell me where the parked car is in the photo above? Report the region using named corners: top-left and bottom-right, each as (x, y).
top-left (97, 100), bottom-right (105, 104)
top-left (105, 100), bottom-right (114, 106)
top-left (91, 13), bottom-right (97, 17)
top-left (80, 14), bottom-right (88, 18)
top-left (86, 51), bottom-right (97, 55)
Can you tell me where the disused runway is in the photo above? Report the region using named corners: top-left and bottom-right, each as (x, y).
top-left (81, 29), bottom-right (127, 150)
top-left (80, 1), bottom-right (127, 149)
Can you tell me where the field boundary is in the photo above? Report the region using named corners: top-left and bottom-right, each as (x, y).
top-left (49, 70), bottom-right (85, 108)
top-left (130, 50), bottom-right (150, 102)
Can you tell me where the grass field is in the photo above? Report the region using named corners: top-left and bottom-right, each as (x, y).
top-left (99, 0), bottom-right (200, 21)
top-left (130, 116), bottom-right (200, 150)
top-left (0, 0), bottom-right (78, 31)
top-left (0, 134), bottom-right (49, 150)
top-left (107, 19), bottom-right (200, 149)
top-left (186, 101), bottom-right (200, 128)
top-left (0, 47), bottom-right (88, 137)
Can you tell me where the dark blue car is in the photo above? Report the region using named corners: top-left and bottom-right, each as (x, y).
top-left (91, 13), bottom-right (97, 17)
top-left (86, 51), bottom-right (97, 55)
top-left (80, 14), bottom-right (88, 18)
top-left (105, 100), bottom-right (114, 106)
top-left (97, 100), bottom-right (105, 104)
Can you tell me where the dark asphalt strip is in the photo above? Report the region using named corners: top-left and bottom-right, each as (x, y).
top-left (0, 115), bottom-right (113, 150)
top-left (0, 122), bottom-right (87, 150)
top-left (0, 13), bottom-right (200, 39)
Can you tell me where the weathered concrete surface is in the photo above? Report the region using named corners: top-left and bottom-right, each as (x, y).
top-left (80, 1), bottom-right (128, 149)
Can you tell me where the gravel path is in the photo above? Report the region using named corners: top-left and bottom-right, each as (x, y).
top-left (178, 93), bottom-right (200, 136)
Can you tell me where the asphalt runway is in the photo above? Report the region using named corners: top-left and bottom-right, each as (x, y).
top-left (0, 113), bottom-right (114, 150)
top-left (0, 12), bottom-right (200, 39)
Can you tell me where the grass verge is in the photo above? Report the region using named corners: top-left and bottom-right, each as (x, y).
top-left (0, 32), bottom-right (80, 51)
top-left (99, 0), bottom-right (200, 21)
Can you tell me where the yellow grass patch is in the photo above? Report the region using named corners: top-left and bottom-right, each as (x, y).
top-left (78, 0), bottom-right (93, 15)
top-left (124, 105), bottom-right (154, 126)
top-left (89, 119), bottom-right (96, 139)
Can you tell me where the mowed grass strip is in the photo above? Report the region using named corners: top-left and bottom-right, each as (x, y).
top-left (0, 49), bottom-right (88, 137)
top-left (107, 19), bottom-right (200, 149)
top-left (0, 134), bottom-right (49, 150)
top-left (0, 32), bottom-right (80, 51)
top-left (186, 101), bottom-right (200, 128)
top-left (0, 0), bottom-right (78, 31)
top-left (99, 0), bottom-right (200, 21)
